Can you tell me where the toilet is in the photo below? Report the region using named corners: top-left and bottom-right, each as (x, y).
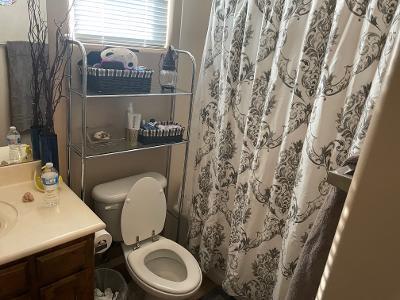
top-left (92, 172), bottom-right (202, 299)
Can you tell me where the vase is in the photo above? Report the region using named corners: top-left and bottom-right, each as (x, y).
top-left (39, 133), bottom-right (59, 171)
top-left (30, 126), bottom-right (42, 160)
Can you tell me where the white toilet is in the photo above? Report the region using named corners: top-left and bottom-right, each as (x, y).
top-left (92, 172), bottom-right (202, 299)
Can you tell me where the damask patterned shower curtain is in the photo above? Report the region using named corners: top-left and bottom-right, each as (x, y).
top-left (186, 0), bottom-right (400, 299)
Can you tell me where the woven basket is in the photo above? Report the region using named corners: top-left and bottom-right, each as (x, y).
top-left (138, 122), bottom-right (184, 144)
top-left (84, 67), bottom-right (154, 94)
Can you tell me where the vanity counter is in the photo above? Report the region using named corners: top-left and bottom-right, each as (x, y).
top-left (0, 180), bottom-right (105, 266)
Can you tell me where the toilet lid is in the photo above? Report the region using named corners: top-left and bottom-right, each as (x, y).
top-left (121, 177), bottom-right (166, 245)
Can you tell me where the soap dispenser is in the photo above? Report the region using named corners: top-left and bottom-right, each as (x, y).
top-left (159, 46), bottom-right (178, 91)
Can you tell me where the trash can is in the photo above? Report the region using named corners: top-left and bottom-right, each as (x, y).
top-left (95, 268), bottom-right (128, 300)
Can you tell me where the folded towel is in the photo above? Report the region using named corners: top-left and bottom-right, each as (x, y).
top-left (6, 41), bottom-right (33, 132)
top-left (286, 156), bottom-right (359, 300)
top-left (6, 41), bottom-right (47, 132)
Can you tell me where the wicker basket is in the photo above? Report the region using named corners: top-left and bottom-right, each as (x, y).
top-left (84, 67), bottom-right (154, 94)
top-left (138, 122), bottom-right (184, 144)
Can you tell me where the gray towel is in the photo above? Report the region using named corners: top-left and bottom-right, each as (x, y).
top-left (285, 187), bottom-right (347, 300)
top-left (286, 155), bottom-right (359, 300)
top-left (6, 41), bottom-right (46, 132)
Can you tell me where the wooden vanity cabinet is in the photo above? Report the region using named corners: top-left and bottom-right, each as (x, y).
top-left (0, 235), bottom-right (94, 300)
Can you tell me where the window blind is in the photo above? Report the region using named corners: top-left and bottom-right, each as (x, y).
top-left (72, 0), bottom-right (169, 48)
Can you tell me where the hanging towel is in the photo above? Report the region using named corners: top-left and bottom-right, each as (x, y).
top-left (285, 187), bottom-right (347, 300)
top-left (286, 156), bottom-right (359, 300)
top-left (6, 41), bottom-right (46, 132)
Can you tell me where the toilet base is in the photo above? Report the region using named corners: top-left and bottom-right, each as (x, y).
top-left (143, 293), bottom-right (168, 300)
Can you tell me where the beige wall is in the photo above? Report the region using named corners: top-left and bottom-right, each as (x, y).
top-left (317, 45), bottom-right (400, 299)
top-left (0, 0), bottom-right (47, 146)
top-left (0, 0), bottom-right (45, 42)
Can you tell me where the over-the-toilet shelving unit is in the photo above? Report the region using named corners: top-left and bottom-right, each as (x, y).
top-left (66, 37), bottom-right (196, 240)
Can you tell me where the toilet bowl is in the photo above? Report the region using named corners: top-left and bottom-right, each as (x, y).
top-left (92, 173), bottom-right (202, 299)
top-left (122, 238), bottom-right (202, 299)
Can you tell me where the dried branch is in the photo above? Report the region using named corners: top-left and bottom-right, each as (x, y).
top-left (28, 1), bottom-right (73, 134)
top-left (41, 20), bottom-right (71, 134)
top-left (27, 0), bottom-right (47, 128)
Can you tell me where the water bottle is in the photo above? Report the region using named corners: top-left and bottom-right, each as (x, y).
top-left (6, 126), bottom-right (21, 164)
top-left (41, 162), bottom-right (59, 207)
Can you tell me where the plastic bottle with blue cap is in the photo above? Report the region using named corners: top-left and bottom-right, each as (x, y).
top-left (41, 162), bottom-right (59, 207)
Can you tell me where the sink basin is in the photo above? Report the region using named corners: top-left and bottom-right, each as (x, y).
top-left (0, 201), bottom-right (18, 238)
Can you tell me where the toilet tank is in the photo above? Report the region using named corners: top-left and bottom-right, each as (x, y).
top-left (92, 172), bottom-right (167, 241)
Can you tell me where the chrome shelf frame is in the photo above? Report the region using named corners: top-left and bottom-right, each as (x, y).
top-left (70, 88), bottom-right (192, 98)
top-left (70, 140), bottom-right (188, 159)
top-left (66, 37), bottom-right (196, 242)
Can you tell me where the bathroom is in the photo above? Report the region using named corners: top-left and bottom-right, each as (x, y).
top-left (0, 0), bottom-right (400, 299)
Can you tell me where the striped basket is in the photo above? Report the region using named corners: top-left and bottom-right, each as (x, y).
top-left (85, 67), bottom-right (154, 94)
top-left (138, 122), bottom-right (185, 144)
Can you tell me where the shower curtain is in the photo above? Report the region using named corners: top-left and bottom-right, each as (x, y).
top-left (186, 0), bottom-right (400, 299)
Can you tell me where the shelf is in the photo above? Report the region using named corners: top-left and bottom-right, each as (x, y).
top-left (327, 165), bottom-right (355, 192)
top-left (71, 87), bottom-right (192, 99)
top-left (70, 139), bottom-right (188, 159)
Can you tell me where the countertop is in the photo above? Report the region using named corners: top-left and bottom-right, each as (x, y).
top-left (0, 180), bottom-right (105, 266)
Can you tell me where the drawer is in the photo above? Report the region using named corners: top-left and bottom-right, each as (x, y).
top-left (35, 239), bottom-right (90, 286)
top-left (39, 270), bottom-right (91, 300)
top-left (11, 294), bottom-right (31, 300)
top-left (0, 261), bottom-right (29, 299)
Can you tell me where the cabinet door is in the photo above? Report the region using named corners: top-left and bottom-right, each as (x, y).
top-left (35, 239), bottom-right (90, 286)
top-left (40, 270), bottom-right (92, 300)
top-left (0, 261), bottom-right (29, 299)
top-left (11, 294), bottom-right (31, 300)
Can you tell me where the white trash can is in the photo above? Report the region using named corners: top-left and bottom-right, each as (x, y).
top-left (94, 268), bottom-right (128, 300)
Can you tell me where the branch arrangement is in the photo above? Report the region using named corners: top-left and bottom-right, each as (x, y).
top-left (27, 0), bottom-right (72, 134)
top-left (41, 16), bottom-right (71, 134)
top-left (27, 0), bottom-right (46, 128)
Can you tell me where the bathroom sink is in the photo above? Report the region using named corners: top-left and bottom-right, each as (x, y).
top-left (0, 201), bottom-right (18, 238)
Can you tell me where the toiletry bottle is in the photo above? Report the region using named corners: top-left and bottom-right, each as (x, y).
top-left (127, 103), bottom-right (141, 146)
top-left (41, 162), bottom-right (59, 207)
top-left (133, 112), bottom-right (142, 129)
top-left (127, 103), bottom-right (142, 129)
top-left (127, 103), bottom-right (134, 129)
top-left (6, 126), bottom-right (21, 164)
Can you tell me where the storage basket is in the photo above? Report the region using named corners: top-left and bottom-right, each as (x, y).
top-left (138, 121), bottom-right (184, 144)
top-left (85, 67), bottom-right (154, 94)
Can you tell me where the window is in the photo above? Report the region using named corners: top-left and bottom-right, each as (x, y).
top-left (72, 0), bottom-right (170, 48)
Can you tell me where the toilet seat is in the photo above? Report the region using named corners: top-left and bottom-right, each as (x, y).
top-left (126, 238), bottom-right (202, 295)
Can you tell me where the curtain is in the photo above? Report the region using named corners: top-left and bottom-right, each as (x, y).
top-left (186, 0), bottom-right (400, 299)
